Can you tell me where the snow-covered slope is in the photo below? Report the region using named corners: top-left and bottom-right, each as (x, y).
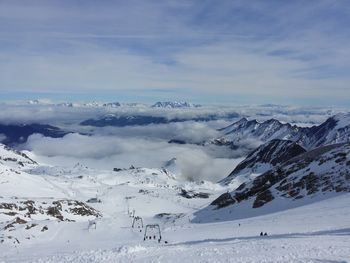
top-left (214, 118), bottom-right (304, 148)
top-left (2, 191), bottom-right (350, 262)
top-left (0, 143), bottom-right (349, 262)
top-left (215, 113), bottom-right (350, 150)
top-left (195, 143), bottom-right (350, 223)
top-left (220, 140), bottom-right (306, 187)
top-left (304, 113), bottom-right (350, 149)
top-left (0, 144), bottom-right (223, 247)
top-left (0, 162), bottom-right (64, 198)
top-left (0, 144), bottom-right (37, 169)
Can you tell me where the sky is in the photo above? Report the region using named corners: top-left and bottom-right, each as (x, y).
top-left (0, 0), bottom-right (350, 106)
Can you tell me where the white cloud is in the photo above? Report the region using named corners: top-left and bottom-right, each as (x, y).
top-left (24, 133), bottom-right (239, 182)
top-left (0, 1), bottom-right (349, 105)
top-left (0, 102), bottom-right (340, 126)
top-left (7, 103), bottom-right (344, 183)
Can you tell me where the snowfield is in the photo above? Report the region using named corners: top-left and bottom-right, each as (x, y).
top-left (0, 143), bottom-right (349, 262)
top-left (1, 194), bottom-right (349, 262)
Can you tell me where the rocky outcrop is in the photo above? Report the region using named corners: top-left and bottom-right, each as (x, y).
top-left (213, 143), bottom-right (350, 211)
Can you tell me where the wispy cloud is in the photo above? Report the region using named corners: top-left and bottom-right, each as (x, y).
top-left (0, 1), bottom-right (349, 106)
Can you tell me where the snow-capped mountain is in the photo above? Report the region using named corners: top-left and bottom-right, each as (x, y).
top-left (213, 118), bottom-right (304, 150)
top-left (220, 139), bottom-right (306, 186)
top-left (151, 101), bottom-right (201, 108)
top-left (194, 143), bottom-right (350, 222)
top-left (25, 100), bottom-right (123, 108)
top-left (303, 113), bottom-right (350, 149)
top-left (214, 113), bottom-right (350, 150)
top-left (56, 102), bottom-right (74, 107)
top-left (102, 102), bottom-right (121, 107)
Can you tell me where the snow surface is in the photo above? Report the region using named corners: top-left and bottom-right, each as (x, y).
top-left (0, 145), bottom-right (349, 262)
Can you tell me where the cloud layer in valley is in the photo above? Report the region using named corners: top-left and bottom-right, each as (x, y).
top-left (0, 102), bottom-right (342, 126)
top-left (24, 133), bottom-right (241, 182)
top-left (3, 102), bottom-right (347, 182)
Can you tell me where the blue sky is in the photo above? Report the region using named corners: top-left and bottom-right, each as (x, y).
top-left (0, 0), bottom-right (349, 106)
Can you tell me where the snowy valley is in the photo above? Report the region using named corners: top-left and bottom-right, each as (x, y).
top-left (0, 103), bottom-right (349, 262)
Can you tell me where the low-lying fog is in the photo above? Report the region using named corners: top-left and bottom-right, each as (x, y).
top-left (1, 101), bottom-right (342, 182)
top-left (23, 123), bottom-right (245, 182)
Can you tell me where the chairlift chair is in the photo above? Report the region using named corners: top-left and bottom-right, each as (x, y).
top-left (143, 224), bottom-right (162, 243)
top-left (132, 216), bottom-right (144, 232)
top-left (129, 209), bottom-right (135, 218)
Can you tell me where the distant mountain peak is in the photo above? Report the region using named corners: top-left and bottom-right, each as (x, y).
top-left (102, 102), bottom-right (121, 107)
top-left (151, 101), bottom-right (201, 108)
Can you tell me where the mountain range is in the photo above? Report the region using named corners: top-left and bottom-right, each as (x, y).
top-left (214, 113), bottom-right (350, 150)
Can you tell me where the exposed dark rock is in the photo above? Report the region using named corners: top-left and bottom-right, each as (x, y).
top-left (47, 206), bottom-right (64, 221)
top-left (253, 190), bottom-right (274, 208)
top-left (179, 189), bottom-right (210, 199)
top-left (155, 213), bottom-right (185, 220)
top-left (0, 203), bottom-right (18, 210)
top-left (1, 199), bottom-right (101, 222)
top-left (25, 224), bottom-right (37, 230)
top-left (86, 198), bottom-right (101, 203)
top-left (211, 193), bottom-right (235, 208)
top-left (168, 139), bottom-right (186, 145)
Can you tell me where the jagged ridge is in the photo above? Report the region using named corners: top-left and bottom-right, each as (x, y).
top-left (215, 113), bottom-right (350, 150)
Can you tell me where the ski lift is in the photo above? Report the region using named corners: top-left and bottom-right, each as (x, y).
top-left (129, 209), bottom-right (135, 218)
top-left (124, 196), bottom-right (135, 216)
top-left (87, 219), bottom-right (97, 230)
top-left (132, 216), bottom-right (144, 232)
top-left (143, 224), bottom-right (162, 243)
